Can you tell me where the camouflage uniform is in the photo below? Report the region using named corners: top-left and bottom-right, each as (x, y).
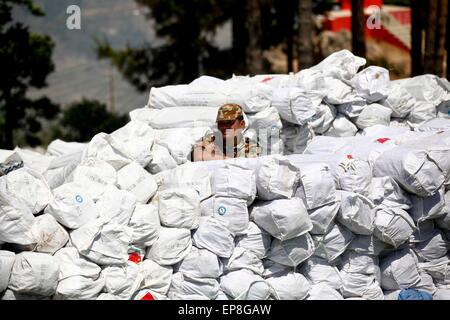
top-left (195, 104), bottom-right (261, 159)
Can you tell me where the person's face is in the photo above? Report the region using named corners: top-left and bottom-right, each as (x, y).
top-left (218, 119), bottom-right (245, 141)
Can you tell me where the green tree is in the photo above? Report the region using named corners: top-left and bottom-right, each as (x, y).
top-left (57, 99), bottom-right (128, 143)
top-left (0, 0), bottom-right (59, 149)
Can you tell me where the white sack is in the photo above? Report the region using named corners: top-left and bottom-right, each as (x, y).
top-left (128, 204), bottom-right (160, 247)
top-left (102, 261), bottom-right (142, 300)
top-left (395, 74), bottom-right (448, 104)
top-left (192, 217), bottom-right (234, 258)
top-left (146, 227), bottom-right (192, 266)
top-left (220, 269), bottom-right (275, 300)
top-left (340, 251), bottom-right (380, 278)
top-left (307, 283), bottom-right (344, 300)
top-left (308, 200), bottom-right (341, 235)
top-left (70, 219), bottom-right (132, 266)
top-left (266, 272), bottom-right (310, 300)
top-left (417, 117), bottom-right (450, 132)
top-left (281, 123), bottom-right (315, 154)
top-left (30, 214), bottom-right (69, 254)
top-left (313, 223), bottom-right (355, 263)
top-left (411, 227), bottom-right (450, 261)
top-left (271, 87), bottom-right (316, 125)
top-left (337, 191), bottom-right (376, 235)
top-left (223, 247), bottom-right (264, 276)
top-left (267, 233), bottom-right (315, 267)
top-left (256, 155), bottom-right (299, 201)
top-left (324, 114), bottom-right (358, 137)
top-left (72, 158), bottom-right (117, 201)
top-left (340, 270), bottom-right (384, 300)
top-left (0, 251), bottom-right (15, 292)
top-left (175, 246), bottom-right (221, 279)
top-left (348, 235), bottom-right (392, 256)
top-left (407, 102), bottom-right (437, 127)
top-left (168, 272), bottom-right (219, 300)
top-left (336, 99), bottom-right (367, 118)
top-left (235, 222), bottom-right (272, 259)
top-left (139, 259), bottom-right (173, 295)
top-left (44, 182), bottom-right (98, 229)
top-left (211, 164), bottom-right (256, 204)
top-left (299, 256), bottom-right (343, 290)
top-left (409, 187), bottom-right (447, 222)
top-left (351, 66), bottom-right (390, 102)
top-left (54, 247), bottom-right (104, 300)
top-left (97, 185), bottom-right (137, 226)
top-left (308, 103), bottom-right (336, 134)
top-left (8, 252), bottom-right (59, 296)
top-left (117, 162), bottom-right (158, 204)
top-left (146, 143), bottom-right (177, 174)
top-left (46, 139), bottom-right (86, 157)
top-left (369, 176), bottom-right (411, 210)
top-left (355, 104), bottom-right (392, 130)
top-left (382, 83), bottom-right (416, 118)
top-left (380, 249), bottom-right (422, 291)
top-left (309, 49), bottom-right (366, 81)
top-left (374, 208), bottom-right (415, 248)
top-left (158, 187), bottom-right (200, 230)
top-left (251, 198), bottom-right (312, 241)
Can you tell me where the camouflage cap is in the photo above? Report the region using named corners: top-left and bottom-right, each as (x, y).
top-left (216, 104), bottom-right (244, 122)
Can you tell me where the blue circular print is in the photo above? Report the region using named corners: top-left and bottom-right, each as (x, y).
top-left (75, 195), bottom-right (83, 203)
top-left (217, 206), bottom-right (227, 216)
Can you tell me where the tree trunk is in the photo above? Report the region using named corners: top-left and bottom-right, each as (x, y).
top-left (424, 0), bottom-right (438, 74)
top-left (232, 1), bottom-right (248, 73)
top-left (351, 0), bottom-right (366, 58)
top-left (447, 0), bottom-right (450, 79)
top-left (297, 0), bottom-right (314, 69)
top-left (245, 0), bottom-right (263, 74)
top-left (286, 0), bottom-right (296, 72)
top-left (411, 0), bottom-right (424, 76)
top-left (435, 0), bottom-right (448, 77)
top-left (3, 90), bottom-right (14, 150)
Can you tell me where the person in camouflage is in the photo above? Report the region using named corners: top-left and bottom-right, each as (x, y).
top-left (191, 104), bottom-right (261, 161)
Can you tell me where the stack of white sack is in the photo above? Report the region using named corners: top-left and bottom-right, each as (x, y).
top-left (2, 49), bottom-right (450, 301)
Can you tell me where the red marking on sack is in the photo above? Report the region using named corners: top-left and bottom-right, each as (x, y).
top-left (261, 76), bottom-right (273, 83)
top-left (376, 138), bottom-right (390, 144)
top-left (141, 292), bottom-right (155, 300)
top-left (346, 154), bottom-right (353, 160)
top-left (128, 252), bottom-right (142, 264)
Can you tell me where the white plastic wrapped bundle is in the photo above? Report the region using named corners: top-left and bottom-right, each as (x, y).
top-left (146, 143), bottom-right (177, 174)
top-left (267, 233), bottom-right (315, 267)
top-left (295, 162), bottom-right (337, 210)
top-left (201, 196), bottom-right (249, 236)
top-left (299, 256), bottom-right (343, 290)
top-left (373, 146), bottom-right (445, 197)
top-left (266, 272), bottom-right (311, 300)
top-left (235, 222), bottom-right (272, 259)
top-left (307, 283), bottom-right (344, 300)
top-left (324, 114), bottom-right (358, 137)
top-left (355, 104), bottom-right (393, 130)
top-left (101, 261), bottom-right (142, 300)
top-left (70, 219), bottom-right (132, 266)
top-left (192, 217), bottom-right (234, 258)
top-left (313, 224), bottom-right (355, 263)
top-left (379, 249), bottom-right (422, 291)
top-left (8, 252), bottom-right (59, 296)
top-left (411, 225), bottom-right (450, 262)
top-left (168, 272), bottom-right (220, 300)
top-left (251, 198), bottom-right (312, 241)
top-left (157, 162), bottom-right (212, 201)
top-left (211, 164), bottom-right (256, 205)
top-left (369, 176), bottom-right (412, 210)
top-left (0, 251), bottom-right (15, 292)
top-left (44, 182), bottom-right (98, 229)
top-left (30, 214), bottom-right (69, 254)
top-left (81, 132), bottom-right (133, 170)
top-left (409, 188), bottom-right (447, 222)
top-left (175, 246), bottom-right (222, 279)
top-left (117, 162), bottom-right (158, 204)
top-left (139, 259), bottom-right (173, 295)
top-left (374, 208), bottom-right (415, 248)
top-left (157, 187), bottom-right (200, 230)
top-left (0, 193), bottom-right (36, 245)
top-left (146, 227), bottom-right (192, 266)
top-left (351, 66), bottom-right (390, 103)
top-left (308, 200), bottom-right (341, 235)
top-left (96, 185), bottom-right (137, 226)
top-left (340, 251), bottom-right (380, 279)
top-left (0, 167), bottom-right (52, 215)
top-left (271, 87), bottom-right (316, 125)
top-left (382, 83), bottom-right (416, 118)
top-left (219, 269), bottom-right (276, 300)
top-left (337, 191), bottom-right (376, 235)
top-left (256, 155), bottom-right (299, 201)
top-left (223, 247), bottom-right (264, 275)
top-left (72, 158), bottom-right (117, 201)
top-left (128, 204), bottom-right (160, 247)
top-left (110, 120), bottom-right (155, 167)
top-left (407, 102), bottom-right (437, 127)
top-left (308, 103), bottom-right (336, 134)
top-left (309, 49), bottom-right (366, 81)
top-left (53, 247), bottom-right (104, 300)
top-left (340, 270), bottom-right (384, 300)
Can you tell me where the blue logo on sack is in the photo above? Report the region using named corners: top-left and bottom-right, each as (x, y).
top-left (75, 195), bottom-right (83, 203)
top-left (217, 206), bottom-right (227, 216)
